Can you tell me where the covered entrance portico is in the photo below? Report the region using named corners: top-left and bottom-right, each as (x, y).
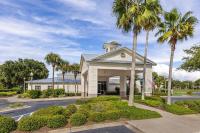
top-left (80, 41), bottom-right (156, 98)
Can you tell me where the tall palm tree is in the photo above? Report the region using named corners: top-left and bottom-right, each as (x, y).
top-left (140, 0), bottom-right (162, 100)
top-left (57, 59), bottom-right (70, 89)
top-left (45, 53), bottom-right (61, 89)
top-left (113, 0), bottom-right (143, 106)
top-left (156, 8), bottom-right (198, 105)
top-left (70, 63), bottom-right (80, 95)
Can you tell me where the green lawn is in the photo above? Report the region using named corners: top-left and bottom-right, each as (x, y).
top-left (173, 89), bottom-right (200, 96)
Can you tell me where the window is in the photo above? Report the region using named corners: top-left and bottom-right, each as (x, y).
top-left (35, 86), bottom-right (41, 91)
top-left (48, 86), bottom-right (52, 89)
top-left (121, 53), bottom-right (126, 58)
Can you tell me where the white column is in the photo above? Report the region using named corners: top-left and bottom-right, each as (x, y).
top-left (120, 76), bottom-right (127, 98)
top-left (88, 66), bottom-right (98, 97)
top-left (81, 74), bottom-right (85, 97)
top-left (145, 67), bottom-right (153, 96)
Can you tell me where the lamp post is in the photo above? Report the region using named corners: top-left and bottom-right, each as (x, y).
top-left (23, 77), bottom-right (26, 93)
top-left (30, 72), bottom-right (33, 90)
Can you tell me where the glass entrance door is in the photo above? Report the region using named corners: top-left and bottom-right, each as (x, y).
top-left (98, 81), bottom-right (107, 95)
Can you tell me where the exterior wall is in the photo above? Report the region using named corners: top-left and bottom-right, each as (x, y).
top-left (27, 83), bottom-right (81, 93)
top-left (87, 66), bottom-right (98, 97)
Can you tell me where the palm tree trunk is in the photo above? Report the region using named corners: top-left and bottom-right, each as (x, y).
top-left (62, 72), bottom-right (65, 90)
top-left (167, 46), bottom-right (175, 105)
top-left (142, 31), bottom-right (149, 100)
top-left (52, 66), bottom-right (55, 89)
top-left (129, 31), bottom-right (137, 106)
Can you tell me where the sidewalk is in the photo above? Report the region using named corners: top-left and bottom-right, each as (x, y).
top-left (0, 95), bottom-right (81, 103)
top-left (128, 103), bottom-right (200, 133)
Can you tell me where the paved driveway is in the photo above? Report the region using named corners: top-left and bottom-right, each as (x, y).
top-left (162, 96), bottom-right (200, 103)
top-left (0, 99), bottom-right (76, 120)
top-left (74, 126), bottom-right (134, 133)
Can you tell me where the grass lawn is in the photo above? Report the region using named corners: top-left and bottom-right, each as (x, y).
top-left (135, 95), bottom-right (198, 115)
top-left (173, 89), bottom-right (200, 96)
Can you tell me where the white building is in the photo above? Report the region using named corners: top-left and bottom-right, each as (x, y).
top-left (80, 41), bottom-right (156, 98)
top-left (26, 73), bottom-right (81, 93)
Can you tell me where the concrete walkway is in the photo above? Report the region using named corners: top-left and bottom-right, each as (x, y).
top-left (128, 103), bottom-right (200, 133)
top-left (0, 95), bottom-right (81, 103)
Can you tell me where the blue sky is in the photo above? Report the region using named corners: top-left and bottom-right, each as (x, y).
top-left (0, 0), bottom-right (200, 81)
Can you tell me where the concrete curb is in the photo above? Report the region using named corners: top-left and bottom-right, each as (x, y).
top-left (49, 121), bottom-right (143, 133)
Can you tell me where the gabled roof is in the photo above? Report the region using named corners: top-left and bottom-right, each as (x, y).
top-left (81, 47), bottom-right (156, 65)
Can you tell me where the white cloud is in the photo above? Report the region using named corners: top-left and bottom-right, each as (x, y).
top-left (57, 0), bottom-right (96, 11)
top-left (153, 64), bottom-right (200, 81)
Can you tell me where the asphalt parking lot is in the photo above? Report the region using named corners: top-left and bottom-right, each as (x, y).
top-left (0, 99), bottom-right (76, 120)
top-left (74, 126), bottom-right (134, 133)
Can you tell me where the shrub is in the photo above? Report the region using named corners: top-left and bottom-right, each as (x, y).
top-left (76, 98), bottom-right (90, 105)
top-left (186, 91), bottom-right (192, 95)
top-left (164, 104), bottom-right (196, 115)
top-left (66, 104), bottom-right (77, 114)
top-left (0, 115), bottom-right (17, 133)
top-left (18, 92), bottom-right (29, 98)
top-left (140, 100), bottom-right (163, 107)
top-left (47, 115), bottom-right (67, 128)
top-left (67, 92), bottom-right (76, 96)
top-left (176, 100), bottom-right (200, 113)
top-left (27, 90), bottom-right (42, 99)
top-left (11, 86), bottom-right (22, 94)
top-left (18, 116), bottom-right (47, 131)
top-left (89, 112), bottom-right (106, 122)
top-left (77, 107), bottom-right (90, 118)
top-left (89, 96), bottom-right (120, 103)
top-left (63, 109), bottom-right (72, 118)
top-left (0, 91), bottom-right (17, 97)
top-left (45, 88), bottom-right (54, 96)
top-left (33, 106), bottom-right (65, 116)
top-left (70, 113), bottom-right (87, 126)
top-left (53, 89), bottom-right (65, 97)
top-left (105, 110), bottom-right (121, 120)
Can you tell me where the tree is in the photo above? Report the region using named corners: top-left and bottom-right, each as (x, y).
top-left (0, 59), bottom-right (48, 88)
top-left (156, 9), bottom-right (198, 105)
top-left (180, 45), bottom-right (200, 71)
top-left (70, 63), bottom-right (80, 95)
top-left (141, 0), bottom-right (162, 100)
top-left (45, 53), bottom-right (61, 89)
top-left (56, 59), bottom-right (70, 90)
top-left (113, 0), bottom-right (143, 106)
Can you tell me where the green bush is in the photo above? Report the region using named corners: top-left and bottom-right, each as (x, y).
top-left (140, 100), bottom-right (163, 107)
top-left (76, 98), bottom-right (90, 105)
top-left (77, 107), bottom-right (90, 118)
top-left (0, 91), bottom-right (17, 97)
top-left (47, 115), bottom-right (67, 128)
top-left (18, 116), bottom-right (47, 131)
top-left (70, 113), bottom-right (87, 126)
top-left (89, 112), bottom-right (106, 122)
top-left (186, 91), bottom-right (192, 95)
top-left (53, 89), bottom-right (65, 97)
top-left (33, 106), bottom-right (65, 116)
top-left (105, 110), bottom-right (121, 120)
top-left (66, 104), bottom-right (77, 114)
top-left (67, 92), bottom-right (76, 96)
top-left (18, 92), bottom-right (29, 98)
top-left (176, 100), bottom-right (200, 113)
top-left (0, 115), bottom-right (17, 133)
top-left (89, 96), bottom-right (120, 103)
top-left (164, 104), bottom-right (196, 115)
top-left (63, 109), bottom-right (72, 118)
top-left (27, 90), bottom-right (42, 99)
top-left (11, 86), bottom-right (22, 94)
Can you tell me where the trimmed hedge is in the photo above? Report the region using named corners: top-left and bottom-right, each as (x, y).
top-left (0, 91), bottom-right (17, 97)
top-left (27, 90), bottom-right (42, 99)
top-left (33, 106), bottom-right (65, 116)
top-left (66, 104), bottom-right (77, 114)
top-left (89, 112), bottom-right (106, 122)
top-left (105, 110), bottom-right (121, 120)
top-left (47, 115), bottom-right (67, 128)
top-left (163, 104), bottom-right (196, 115)
top-left (70, 113), bottom-right (87, 126)
top-left (0, 115), bottom-right (17, 133)
top-left (18, 116), bottom-right (47, 131)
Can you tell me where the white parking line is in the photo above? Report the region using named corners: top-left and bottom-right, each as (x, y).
top-left (12, 112), bottom-right (34, 121)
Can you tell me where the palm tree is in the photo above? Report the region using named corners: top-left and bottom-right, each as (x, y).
top-left (156, 8), bottom-right (198, 105)
top-left (70, 63), bottom-right (80, 95)
top-left (45, 53), bottom-right (61, 89)
top-left (140, 0), bottom-right (162, 100)
top-left (57, 59), bottom-right (70, 89)
top-left (113, 0), bottom-right (143, 106)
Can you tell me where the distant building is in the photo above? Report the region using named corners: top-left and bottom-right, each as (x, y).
top-left (26, 72), bottom-right (81, 92)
